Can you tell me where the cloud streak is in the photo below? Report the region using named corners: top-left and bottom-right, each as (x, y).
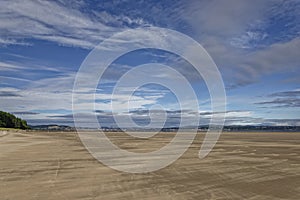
top-left (256, 89), bottom-right (300, 108)
top-left (0, 0), bottom-right (150, 48)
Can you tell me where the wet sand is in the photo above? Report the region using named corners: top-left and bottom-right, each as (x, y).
top-left (0, 131), bottom-right (299, 200)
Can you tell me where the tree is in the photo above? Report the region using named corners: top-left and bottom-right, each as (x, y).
top-left (0, 111), bottom-right (30, 129)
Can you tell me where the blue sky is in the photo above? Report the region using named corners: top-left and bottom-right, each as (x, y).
top-left (0, 0), bottom-right (299, 127)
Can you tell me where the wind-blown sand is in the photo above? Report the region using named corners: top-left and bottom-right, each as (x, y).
top-left (0, 131), bottom-right (299, 200)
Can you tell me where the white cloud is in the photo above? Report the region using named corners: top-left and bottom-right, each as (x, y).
top-left (183, 0), bottom-right (271, 37)
top-left (0, 0), bottom-right (150, 48)
top-left (176, 0), bottom-right (300, 89)
top-left (230, 31), bottom-right (268, 49)
top-left (0, 38), bottom-right (32, 46)
top-left (0, 61), bottom-right (26, 71)
top-left (0, 60), bottom-right (64, 73)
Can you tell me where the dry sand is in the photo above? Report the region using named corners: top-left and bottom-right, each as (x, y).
top-left (0, 130), bottom-right (299, 200)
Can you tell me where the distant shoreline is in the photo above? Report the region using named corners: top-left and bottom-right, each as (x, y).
top-left (27, 124), bottom-right (300, 132)
top-left (19, 129), bottom-right (300, 134)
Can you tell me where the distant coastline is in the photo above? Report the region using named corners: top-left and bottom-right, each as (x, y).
top-left (28, 124), bottom-right (300, 132)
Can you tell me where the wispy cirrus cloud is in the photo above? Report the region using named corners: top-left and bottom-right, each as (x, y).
top-left (256, 98), bottom-right (300, 108)
top-left (269, 90), bottom-right (300, 97)
top-left (1, 0), bottom-right (299, 88)
top-left (0, 38), bottom-right (32, 46)
top-left (0, 0), bottom-right (150, 48)
top-left (179, 0), bottom-right (300, 89)
top-left (0, 60), bottom-right (64, 73)
top-left (255, 89), bottom-right (300, 108)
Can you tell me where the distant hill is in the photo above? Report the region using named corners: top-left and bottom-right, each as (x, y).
top-left (30, 124), bottom-right (75, 131)
top-left (0, 111), bottom-right (30, 130)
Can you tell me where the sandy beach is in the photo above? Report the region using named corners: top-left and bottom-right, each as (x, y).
top-left (0, 131), bottom-right (299, 200)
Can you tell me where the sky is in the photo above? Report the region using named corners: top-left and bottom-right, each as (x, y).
top-left (0, 0), bottom-right (299, 127)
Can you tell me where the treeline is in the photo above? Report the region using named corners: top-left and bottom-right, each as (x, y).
top-left (0, 111), bottom-right (30, 129)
